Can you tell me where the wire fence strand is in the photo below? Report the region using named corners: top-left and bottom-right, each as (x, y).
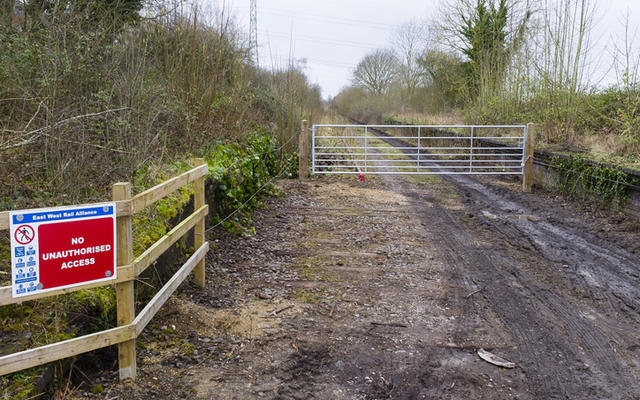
top-left (210, 133), bottom-right (297, 176)
top-left (534, 160), bottom-right (640, 191)
top-left (204, 161), bottom-right (293, 233)
top-left (200, 132), bottom-right (298, 234)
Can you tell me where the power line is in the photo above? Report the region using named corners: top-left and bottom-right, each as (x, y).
top-left (304, 58), bottom-right (354, 69)
top-left (270, 55), bottom-right (354, 69)
top-left (230, 6), bottom-right (399, 31)
top-left (259, 30), bottom-right (381, 50)
top-left (256, 6), bottom-right (399, 30)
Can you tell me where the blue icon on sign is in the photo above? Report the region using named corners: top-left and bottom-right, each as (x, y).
top-left (16, 262), bottom-right (25, 269)
top-left (16, 270), bottom-right (25, 279)
top-left (17, 258), bottom-right (23, 263)
top-left (26, 250), bottom-right (36, 256)
top-left (28, 256), bottom-right (34, 262)
top-left (26, 261), bottom-right (36, 267)
top-left (27, 283), bottom-right (36, 292)
top-left (15, 247), bottom-right (25, 257)
top-left (16, 284), bottom-right (25, 294)
top-left (26, 272), bottom-right (36, 278)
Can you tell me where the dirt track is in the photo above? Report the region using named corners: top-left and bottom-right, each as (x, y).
top-left (101, 169), bottom-right (640, 400)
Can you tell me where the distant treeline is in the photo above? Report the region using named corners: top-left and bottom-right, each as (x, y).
top-left (333, 0), bottom-right (640, 162)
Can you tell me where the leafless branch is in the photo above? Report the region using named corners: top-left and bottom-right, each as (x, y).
top-left (1, 107), bottom-right (130, 151)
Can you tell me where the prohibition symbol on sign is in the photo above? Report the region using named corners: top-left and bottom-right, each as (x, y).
top-left (14, 225), bottom-right (35, 245)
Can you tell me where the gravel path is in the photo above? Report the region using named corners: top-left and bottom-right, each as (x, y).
top-left (101, 170), bottom-right (640, 400)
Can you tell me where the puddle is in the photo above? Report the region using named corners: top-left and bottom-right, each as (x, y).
top-left (482, 210), bottom-right (540, 222)
top-left (286, 280), bottom-right (321, 288)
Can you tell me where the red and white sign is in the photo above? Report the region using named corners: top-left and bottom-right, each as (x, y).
top-left (9, 203), bottom-right (117, 298)
top-left (14, 225), bottom-right (35, 245)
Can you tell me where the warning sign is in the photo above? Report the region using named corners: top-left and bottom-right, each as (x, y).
top-left (9, 203), bottom-right (117, 298)
top-left (14, 225), bottom-right (35, 245)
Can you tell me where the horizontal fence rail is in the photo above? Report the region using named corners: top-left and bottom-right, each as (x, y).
top-left (0, 159), bottom-right (209, 380)
top-left (311, 124), bottom-right (528, 176)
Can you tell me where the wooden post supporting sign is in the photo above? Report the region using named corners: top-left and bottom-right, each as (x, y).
top-left (112, 182), bottom-right (136, 380)
top-left (192, 158), bottom-right (206, 287)
top-left (522, 123), bottom-right (536, 193)
top-left (299, 120), bottom-right (309, 180)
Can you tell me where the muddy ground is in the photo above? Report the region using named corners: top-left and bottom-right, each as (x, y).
top-left (83, 168), bottom-right (640, 399)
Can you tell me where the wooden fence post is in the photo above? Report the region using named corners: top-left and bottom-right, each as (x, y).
top-left (299, 120), bottom-right (309, 180)
top-left (522, 123), bottom-right (536, 193)
top-left (113, 182), bottom-right (136, 380)
top-left (193, 158), bottom-right (206, 287)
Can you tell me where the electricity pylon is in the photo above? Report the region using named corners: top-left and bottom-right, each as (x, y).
top-left (249, 0), bottom-right (258, 66)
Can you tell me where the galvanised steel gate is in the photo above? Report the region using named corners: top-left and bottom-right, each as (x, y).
top-left (311, 124), bottom-right (528, 175)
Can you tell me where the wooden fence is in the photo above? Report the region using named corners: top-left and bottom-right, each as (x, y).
top-left (0, 159), bottom-right (209, 381)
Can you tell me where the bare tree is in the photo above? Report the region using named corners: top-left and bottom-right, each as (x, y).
top-left (352, 49), bottom-right (400, 95)
top-left (611, 11), bottom-right (640, 89)
top-left (529, 0), bottom-right (596, 140)
top-left (607, 10), bottom-right (640, 144)
top-left (392, 20), bottom-right (427, 98)
top-left (537, 0), bottom-right (596, 94)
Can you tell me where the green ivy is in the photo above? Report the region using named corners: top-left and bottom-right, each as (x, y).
top-left (205, 130), bottom-right (293, 235)
top-left (551, 156), bottom-right (632, 208)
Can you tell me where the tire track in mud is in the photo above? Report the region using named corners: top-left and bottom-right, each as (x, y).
top-left (452, 175), bottom-right (640, 354)
top-left (396, 181), bottom-right (636, 399)
top-left (453, 180), bottom-right (640, 398)
top-left (481, 212), bottom-right (638, 333)
top-left (366, 131), bottom-right (639, 398)
top-left (455, 175), bottom-right (640, 319)
top-left (397, 182), bottom-right (566, 397)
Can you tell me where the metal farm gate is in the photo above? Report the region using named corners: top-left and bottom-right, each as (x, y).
top-left (311, 124), bottom-right (528, 176)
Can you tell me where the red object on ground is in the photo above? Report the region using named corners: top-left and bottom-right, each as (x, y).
top-left (359, 174), bottom-right (365, 182)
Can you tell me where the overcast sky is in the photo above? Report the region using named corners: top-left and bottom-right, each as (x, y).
top-left (218, 0), bottom-right (640, 99)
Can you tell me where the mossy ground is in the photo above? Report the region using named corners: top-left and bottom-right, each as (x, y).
top-left (293, 288), bottom-right (324, 303)
top-left (291, 258), bottom-right (340, 283)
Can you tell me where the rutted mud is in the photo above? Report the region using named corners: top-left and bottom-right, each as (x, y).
top-left (98, 168), bottom-right (640, 399)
